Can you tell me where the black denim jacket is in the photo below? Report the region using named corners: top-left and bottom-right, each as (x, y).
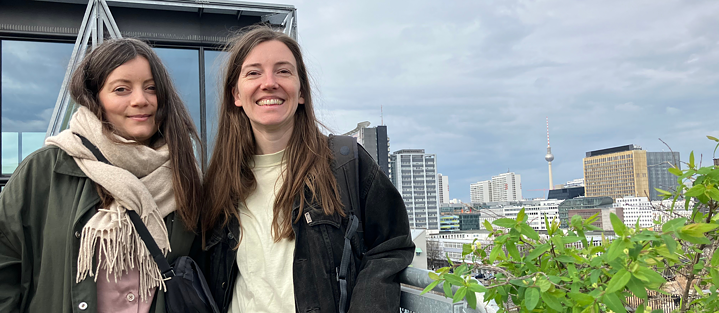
top-left (203, 143), bottom-right (414, 313)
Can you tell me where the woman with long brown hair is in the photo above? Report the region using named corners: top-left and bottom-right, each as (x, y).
top-left (202, 26), bottom-right (414, 313)
top-left (0, 38), bottom-right (202, 313)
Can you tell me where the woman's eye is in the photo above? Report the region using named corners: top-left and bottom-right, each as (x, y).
top-left (114, 87), bottom-right (128, 93)
top-left (278, 69), bottom-right (291, 74)
top-left (246, 71), bottom-right (260, 76)
top-left (146, 85), bottom-right (157, 91)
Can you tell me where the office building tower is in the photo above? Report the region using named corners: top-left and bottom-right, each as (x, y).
top-left (438, 173), bottom-right (450, 204)
top-left (646, 152), bottom-right (681, 201)
top-left (470, 180), bottom-right (492, 203)
top-left (583, 144), bottom-right (649, 199)
top-left (389, 149), bottom-right (440, 230)
top-left (491, 172), bottom-right (523, 202)
top-left (356, 125), bottom-right (390, 176)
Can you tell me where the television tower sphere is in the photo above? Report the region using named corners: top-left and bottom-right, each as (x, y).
top-left (545, 152), bottom-right (554, 162)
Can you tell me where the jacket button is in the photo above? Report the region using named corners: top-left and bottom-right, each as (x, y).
top-left (78, 302), bottom-right (88, 310)
top-left (222, 282), bottom-right (226, 289)
top-left (127, 293), bottom-right (135, 302)
top-left (75, 231), bottom-right (81, 239)
top-left (227, 232), bottom-right (234, 240)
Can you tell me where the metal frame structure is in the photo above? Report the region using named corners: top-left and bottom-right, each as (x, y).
top-left (45, 0), bottom-right (297, 138)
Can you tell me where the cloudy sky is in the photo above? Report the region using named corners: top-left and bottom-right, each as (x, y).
top-left (260, 0), bottom-right (719, 202)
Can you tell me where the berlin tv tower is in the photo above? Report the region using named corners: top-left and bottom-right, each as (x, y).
top-left (545, 117), bottom-right (554, 190)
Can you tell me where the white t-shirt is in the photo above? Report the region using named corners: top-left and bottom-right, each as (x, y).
top-left (230, 150), bottom-right (295, 313)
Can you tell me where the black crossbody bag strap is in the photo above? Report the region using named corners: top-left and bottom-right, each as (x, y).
top-left (330, 135), bottom-right (363, 313)
top-left (74, 133), bottom-right (175, 279)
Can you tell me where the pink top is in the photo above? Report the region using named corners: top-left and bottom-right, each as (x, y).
top-left (96, 249), bottom-right (157, 313)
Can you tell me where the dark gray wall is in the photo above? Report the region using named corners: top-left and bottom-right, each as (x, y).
top-left (647, 152), bottom-right (681, 201)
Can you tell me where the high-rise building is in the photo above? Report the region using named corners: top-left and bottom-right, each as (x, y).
top-left (646, 152), bottom-right (681, 201)
top-left (491, 172), bottom-right (523, 202)
top-left (437, 174), bottom-right (449, 204)
top-left (389, 149), bottom-right (440, 230)
top-left (470, 172), bottom-right (523, 203)
top-left (583, 145), bottom-right (649, 199)
top-left (356, 125), bottom-right (390, 176)
top-left (470, 180), bottom-right (492, 203)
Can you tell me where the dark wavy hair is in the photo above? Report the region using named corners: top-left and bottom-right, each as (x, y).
top-left (203, 26), bottom-right (344, 242)
top-left (70, 38), bottom-right (203, 230)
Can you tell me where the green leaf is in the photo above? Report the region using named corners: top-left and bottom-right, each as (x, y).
top-left (680, 223), bottom-right (719, 237)
top-left (662, 234), bottom-right (677, 254)
top-left (606, 238), bottom-right (626, 261)
top-left (554, 255), bottom-right (576, 263)
top-left (690, 151), bottom-right (695, 168)
top-left (603, 292), bottom-right (627, 313)
top-left (452, 286), bottom-right (467, 303)
top-left (610, 213), bottom-right (626, 236)
top-left (520, 223), bottom-right (540, 240)
top-left (662, 218), bottom-right (687, 233)
top-left (526, 243), bottom-right (550, 261)
top-left (541, 291), bottom-right (564, 311)
top-left (634, 266), bottom-right (667, 287)
top-left (444, 273), bottom-right (465, 286)
top-left (627, 276), bottom-right (648, 299)
top-left (517, 207), bottom-right (526, 223)
top-left (568, 292), bottom-right (594, 305)
top-left (536, 277), bottom-right (552, 293)
top-left (443, 281), bottom-right (452, 298)
top-left (708, 135), bottom-right (719, 142)
top-left (711, 269), bottom-right (719, 288)
top-left (571, 214), bottom-right (583, 229)
top-left (708, 187), bottom-right (719, 201)
top-left (677, 230), bottom-right (711, 245)
top-left (465, 287), bottom-right (477, 309)
top-left (685, 184), bottom-right (706, 198)
top-left (584, 212), bottom-right (600, 226)
top-left (420, 279), bottom-right (441, 295)
top-left (428, 271), bottom-right (440, 280)
top-left (668, 167), bottom-right (683, 176)
top-left (525, 287), bottom-right (540, 311)
top-left (493, 218), bottom-right (517, 228)
top-left (468, 283), bottom-right (487, 293)
top-left (510, 279), bottom-right (528, 287)
top-left (605, 269), bottom-right (631, 294)
top-left (462, 244), bottom-right (472, 256)
top-left (712, 248), bottom-right (719, 268)
top-left (590, 269), bottom-right (601, 284)
top-left (489, 244), bottom-right (502, 263)
top-left (506, 241), bottom-right (521, 260)
top-left (483, 220), bottom-right (493, 231)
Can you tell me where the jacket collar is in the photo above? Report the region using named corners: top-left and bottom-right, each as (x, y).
top-left (52, 148), bottom-right (88, 178)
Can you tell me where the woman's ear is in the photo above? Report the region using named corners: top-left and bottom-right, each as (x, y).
top-left (233, 87), bottom-right (242, 107)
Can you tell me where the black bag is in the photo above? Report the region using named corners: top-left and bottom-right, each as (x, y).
top-left (75, 134), bottom-right (219, 313)
top-left (328, 135), bottom-right (365, 313)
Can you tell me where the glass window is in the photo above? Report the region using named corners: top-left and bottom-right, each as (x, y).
top-left (204, 50), bottom-right (226, 160)
top-left (154, 48), bottom-right (201, 137)
top-left (1, 40), bottom-right (73, 174)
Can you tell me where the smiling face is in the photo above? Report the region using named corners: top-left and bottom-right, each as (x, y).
top-left (98, 56), bottom-right (158, 144)
top-left (233, 40), bottom-right (305, 136)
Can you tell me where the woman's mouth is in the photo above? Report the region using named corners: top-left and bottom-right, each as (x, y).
top-left (128, 114), bottom-right (151, 121)
top-left (257, 99), bottom-right (284, 106)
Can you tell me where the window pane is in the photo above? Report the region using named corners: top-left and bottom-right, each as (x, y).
top-left (204, 50), bottom-right (226, 160)
top-left (154, 48), bottom-right (201, 137)
top-left (1, 40), bottom-right (73, 174)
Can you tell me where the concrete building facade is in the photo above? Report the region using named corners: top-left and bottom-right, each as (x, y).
top-left (614, 196), bottom-right (653, 229)
top-left (470, 180), bottom-right (492, 203)
top-left (583, 145), bottom-right (649, 199)
top-left (390, 149), bottom-right (440, 230)
top-left (470, 172), bottom-right (522, 203)
top-left (438, 173), bottom-right (450, 204)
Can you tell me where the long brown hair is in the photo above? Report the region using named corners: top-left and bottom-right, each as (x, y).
top-left (203, 26), bottom-right (344, 242)
top-left (70, 38), bottom-right (203, 230)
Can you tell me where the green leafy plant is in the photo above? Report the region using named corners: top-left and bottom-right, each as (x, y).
top-left (423, 136), bottom-right (719, 313)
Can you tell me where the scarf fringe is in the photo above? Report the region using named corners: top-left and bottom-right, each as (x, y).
top-left (76, 209), bottom-right (169, 301)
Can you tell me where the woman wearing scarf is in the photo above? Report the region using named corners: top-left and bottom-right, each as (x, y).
top-left (202, 26), bottom-right (414, 313)
top-left (0, 38), bottom-right (202, 313)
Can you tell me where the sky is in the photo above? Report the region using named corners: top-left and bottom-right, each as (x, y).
top-left (260, 0), bottom-right (719, 202)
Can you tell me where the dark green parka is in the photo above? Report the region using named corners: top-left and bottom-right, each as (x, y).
top-left (0, 145), bottom-right (195, 313)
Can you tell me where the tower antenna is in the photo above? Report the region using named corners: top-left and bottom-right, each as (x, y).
top-left (381, 105), bottom-right (384, 125)
top-left (545, 117), bottom-right (555, 190)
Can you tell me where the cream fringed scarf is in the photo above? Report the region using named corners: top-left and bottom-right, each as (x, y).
top-left (45, 106), bottom-right (174, 300)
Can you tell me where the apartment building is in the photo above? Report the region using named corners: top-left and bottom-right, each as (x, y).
top-left (390, 149), bottom-right (440, 229)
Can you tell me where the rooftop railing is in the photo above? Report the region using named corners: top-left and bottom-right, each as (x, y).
top-left (399, 267), bottom-right (498, 313)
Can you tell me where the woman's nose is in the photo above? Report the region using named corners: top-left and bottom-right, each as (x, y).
top-left (261, 74), bottom-right (279, 90)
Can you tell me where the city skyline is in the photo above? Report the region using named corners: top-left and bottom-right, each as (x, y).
top-left (265, 0), bottom-right (719, 203)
